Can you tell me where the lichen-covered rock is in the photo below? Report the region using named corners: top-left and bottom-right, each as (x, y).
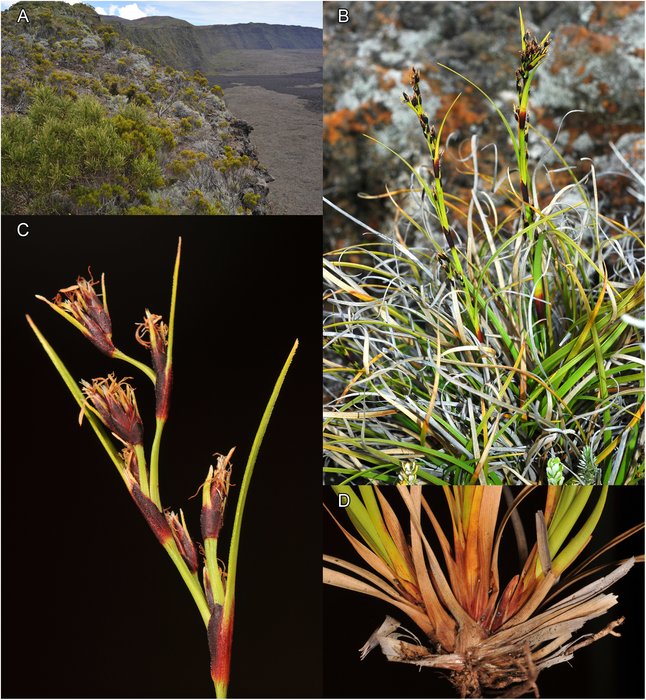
top-left (324, 1), bottom-right (644, 241)
top-left (172, 100), bottom-right (202, 120)
top-left (80, 36), bottom-right (100, 50)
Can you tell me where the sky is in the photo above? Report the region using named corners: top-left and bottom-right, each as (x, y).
top-left (0, 1), bottom-right (322, 28)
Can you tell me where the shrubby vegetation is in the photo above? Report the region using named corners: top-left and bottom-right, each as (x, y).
top-left (3, 86), bottom-right (164, 213)
top-left (1, 1), bottom-right (271, 214)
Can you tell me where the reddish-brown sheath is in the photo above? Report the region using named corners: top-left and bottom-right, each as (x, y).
top-left (208, 602), bottom-right (234, 688)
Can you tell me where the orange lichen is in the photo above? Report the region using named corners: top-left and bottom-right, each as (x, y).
top-left (324, 104), bottom-right (393, 147)
top-left (558, 26), bottom-right (616, 55)
top-left (375, 65), bottom-right (396, 92)
top-left (591, 1), bottom-right (642, 25)
top-left (440, 89), bottom-right (488, 129)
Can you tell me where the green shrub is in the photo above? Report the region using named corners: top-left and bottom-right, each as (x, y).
top-left (1, 55), bottom-right (19, 78)
top-left (72, 182), bottom-right (129, 212)
top-left (184, 189), bottom-right (227, 215)
top-left (1, 86), bottom-right (163, 214)
top-left (90, 78), bottom-right (108, 96)
top-left (193, 70), bottom-right (208, 88)
top-left (111, 103), bottom-right (164, 160)
top-left (182, 87), bottom-right (198, 104)
top-left (124, 83), bottom-right (137, 101)
top-left (135, 190), bottom-right (152, 206)
top-left (125, 202), bottom-right (174, 215)
top-left (213, 146), bottom-right (249, 173)
top-left (144, 73), bottom-right (168, 100)
top-left (48, 70), bottom-right (77, 97)
top-left (169, 150), bottom-right (207, 175)
top-left (3, 78), bottom-right (31, 104)
top-left (97, 25), bottom-right (118, 50)
top-left (242, 192), bottom-right (260, 209)
top-left (152, 125), bottom-right (176, 151)
top-left (133, 93), bottom-right (153, 108)
top-left (169, 160), bottom-right (188, 176)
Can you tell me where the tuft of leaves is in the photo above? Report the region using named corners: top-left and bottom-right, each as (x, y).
top-left (323, 11), bottom-right (644, 486)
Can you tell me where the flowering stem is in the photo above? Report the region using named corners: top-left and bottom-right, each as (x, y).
top-left (205, 536), bottom-right (225, 606)
top-left (112, 348), bottom-right (156, 382)
top-left (399, 75), bottom-right (483, 342)
top-left (163, 538), bottom-right (211, 626)
top-left (149, 239), bottom-right (181, 510)
top-left (516, 9), bottom-right (548, 228)
top-left (149, 417), bottom-right (165, 509)
top-left (133, 443), bottom-right (150, 498)
top-left (515, 9), bottom-right (552, 357)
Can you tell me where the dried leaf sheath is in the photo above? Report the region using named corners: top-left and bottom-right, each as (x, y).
top-left (324, 486), bottom-right (643, 698)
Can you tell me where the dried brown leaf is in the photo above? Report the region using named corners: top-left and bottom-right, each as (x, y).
top-left (408, 487), bottom-right (458, 651)
top-left (323, 565), bottom-right (436, 637)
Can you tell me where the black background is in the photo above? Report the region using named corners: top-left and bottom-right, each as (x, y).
top-left (323, 487), bottom-right (645, 699)
top-left (2, 218), bottom-right (321, 698)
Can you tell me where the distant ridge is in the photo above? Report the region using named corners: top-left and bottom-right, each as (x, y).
top-left (100, 17), bottom-right (322, 74)
top-left (116, 15), bottom-right (195, 28)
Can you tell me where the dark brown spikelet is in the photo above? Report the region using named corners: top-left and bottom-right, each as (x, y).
top-left (81, 374), bottom-right (144, 446)
top-left (166, 510), bottom-right (199, 573)
top-left (201, 450), bottom-right (234, 541)
top-left (129, 482), bottom-right (173, 546)
top-left (410, 66), bottom-right (422, 105)
top-left (136, 310), bottom-right (172, 420)
top-left (52, 273), bottom-right (115, 356)
top-left (120, 445), bottom-right (140, 483)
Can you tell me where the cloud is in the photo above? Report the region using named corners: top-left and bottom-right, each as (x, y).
top-left (91, 2), bottom-right (150, 19)
top-left (116, 3), bottom-right (148, 19)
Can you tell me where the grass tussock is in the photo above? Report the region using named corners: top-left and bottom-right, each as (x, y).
top-left (324, 485), bottom-right (644, 697)
top-left (323, 9), bottom-right (644, 486)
